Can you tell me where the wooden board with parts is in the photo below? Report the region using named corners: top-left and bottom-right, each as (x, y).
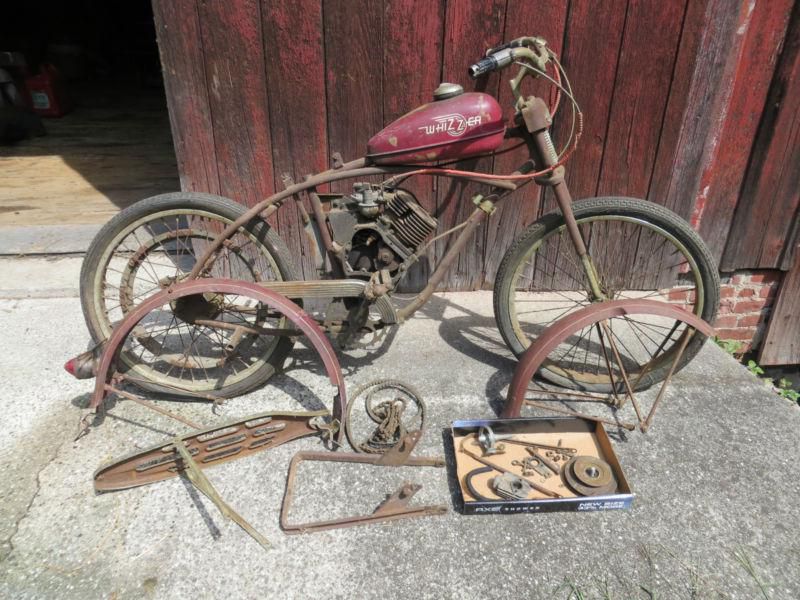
top-left (451, 417), bottom-right (633, 514)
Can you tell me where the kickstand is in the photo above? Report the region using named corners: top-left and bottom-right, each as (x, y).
top-left (175, 441), bottom-right (270, 550)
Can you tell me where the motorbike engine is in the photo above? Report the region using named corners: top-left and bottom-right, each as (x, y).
top-left (326, 183), bottom-right (437, 278)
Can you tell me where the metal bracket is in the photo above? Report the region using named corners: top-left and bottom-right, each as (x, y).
top-left (175, 442), bottom-right (271, 550)
top-left (280, 439), bottom-right (446, 534)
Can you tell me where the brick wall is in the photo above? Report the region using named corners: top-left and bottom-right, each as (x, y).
top-left (714, 270), bottom-right (782, 353)
top-left (666, 269), bottom-right (783, 354)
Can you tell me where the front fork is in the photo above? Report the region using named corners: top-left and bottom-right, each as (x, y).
top-left (522, 97), bottom-right (606, 301)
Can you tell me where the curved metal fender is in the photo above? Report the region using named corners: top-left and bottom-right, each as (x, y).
top-left (89, 279), bottom-right (346, 445)
top-left (502, 299), bottom-right (717, 418)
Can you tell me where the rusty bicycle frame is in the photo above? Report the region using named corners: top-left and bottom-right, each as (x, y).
top-left (180, 39), bottom-right (603, 327)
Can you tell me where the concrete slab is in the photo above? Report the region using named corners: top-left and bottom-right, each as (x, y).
top-left (0, 257), bottom-right (82, 298)
top-left (0, 225), bottom-right (100, 256)
top-left (1, 285), bottom-right (798, 599)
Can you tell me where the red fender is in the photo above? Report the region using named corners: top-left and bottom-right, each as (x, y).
top-left (86, 279), bottom-right (346, 445)
top-left (503, 299), bottom-right (717, 418)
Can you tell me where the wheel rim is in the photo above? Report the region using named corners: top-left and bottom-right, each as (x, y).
top-left (508, 215), bottom-right (705, 389)
top-left (91, 209), bottom-right (286, 391)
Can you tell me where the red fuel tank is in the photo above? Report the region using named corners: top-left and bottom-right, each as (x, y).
top-left (367, 91), bottom-right (505, 165)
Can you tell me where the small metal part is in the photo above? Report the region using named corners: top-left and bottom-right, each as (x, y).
top-left (525, 447), bottom-right (560, 474)
top-left (459, 434), bottom-right (561, 499)
top-left (433, 82), bottom-right (463, 100)
top-left (511, 456), bottom-right (551, 479)
top-left (492, 473), bottom-right (533, 501)
top-left (464, 466), bottom-right (495, 502)
top-left (572, 456), bottom-right (614, 488)
top-left (562, 456), bottom-right (618, 497)
top-left (476, 425), bottom-right (513, 456)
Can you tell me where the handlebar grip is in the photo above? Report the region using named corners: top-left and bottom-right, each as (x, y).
top-left (468, 56), bottom-right (498, 79)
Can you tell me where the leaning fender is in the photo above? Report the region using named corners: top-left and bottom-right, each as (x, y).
top-left (502, 299), bottom-right (717, 418)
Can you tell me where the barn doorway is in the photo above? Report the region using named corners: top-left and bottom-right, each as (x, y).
top-left (0, 0), bottom-right (177, 247)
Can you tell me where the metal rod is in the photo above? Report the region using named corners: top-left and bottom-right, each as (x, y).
top-left (595, 322), bottom-right (621, 406)
top-left (118, 373), bottom-right (225, 405)
top-left (175, 442), bottom-right (270, 549)
top-left (500, 438), bottom-right (577, 453)
top-left (105, 384), bottom-right (203, 429)
top-left (525, 387), bottom-right (611, 402)
top-left (600, 320), bottom-right (644, 424)
top-left (631, 319), bottom-right (682, 390)
top-left (193, 319), bottom-right (301, 337)
top-left (523, 398), bottom-right (636, 431)
top-left (641, 329), bottom-right (693, 432)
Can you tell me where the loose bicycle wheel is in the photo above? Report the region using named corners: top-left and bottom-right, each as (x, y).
top-left (80, 192), bottom-right (300, 397)
top-left (493, 197), bottom-right (720, 392)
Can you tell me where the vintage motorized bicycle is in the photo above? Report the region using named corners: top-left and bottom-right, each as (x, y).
top-left (77, 36), bottom-right (720, 404)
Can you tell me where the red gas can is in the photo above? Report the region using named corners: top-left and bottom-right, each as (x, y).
top-left (367, 87), bottom-right (505, 164)
top-left (25, 65), bottom-right (72, 117)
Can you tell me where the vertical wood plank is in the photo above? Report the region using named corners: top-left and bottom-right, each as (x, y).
top-left (152, 0), bottom-right (220, 194)
top-left (722, 1), bottom-right (800, 270)
top-left (694, 0), bottom-right (794, 262)
top-left (553, 0), bottom-right (628, 203)
top-left (596, 1), bottom-right (686, 200)
top-left (590, 0), bottom-right (687, 290)
top-left (262, 0), bottom-right (328, 278)
top-left (759, 245), bottom-right (799, 365)
top-left (482, 0), bottom-right (569, 286)
top-left (436, 0), bottom-right (506, 290)
top-left (196, 0), bottom-right (275, 207)
top-left (324, 0), bottom-right (383, 192)
top-left (383, 0), bottom-right (445, 291)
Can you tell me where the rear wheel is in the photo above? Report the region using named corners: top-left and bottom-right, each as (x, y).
top-left (79, 192), bottom-right (300, 397)
top-left (493, 197), bottom-right (720, 392)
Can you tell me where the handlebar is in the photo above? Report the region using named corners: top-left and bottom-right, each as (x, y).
top-left (467, 36), bottom-right (550, 80)
top-left (467, 48), bottom-right (514, 78)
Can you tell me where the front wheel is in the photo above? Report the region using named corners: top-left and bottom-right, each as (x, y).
top-left (493, 197), bottom-right (720, 392)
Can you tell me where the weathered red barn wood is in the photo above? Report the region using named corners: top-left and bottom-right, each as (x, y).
top-left (648, 0), bottom-right (743, 219)
top-left (722, 1), bottom-right (800, 271)
top-left (482, 0), bottom-right (568, 286)
top-left (196, 0), bottom-right (275, 213)
top-left (760, 244), bottom-right (800, 365)
top-left (591, 0), bottom-right (687, 290)
top-left (382, 0), bottom-right (446, 291)
top-left (324, 0), bottom-right (384, 194)
top-left (262, 0), bottom-right (329, 278)
top-left (152, 0), bottom-right (800, 316)
top-left (555, 0), bottom-right (627, 204)
top-left (435, 0), bottom-right (506, 290)
top-left (153, 0), bottom-right (220, 194)
top-left (640, 0), bottom-right (748, 290)
top-left (694, 0), bottom-right (794, 262)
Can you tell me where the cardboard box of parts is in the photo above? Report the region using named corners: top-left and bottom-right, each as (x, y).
top-left (450, 417), bottom-right (633, 514)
